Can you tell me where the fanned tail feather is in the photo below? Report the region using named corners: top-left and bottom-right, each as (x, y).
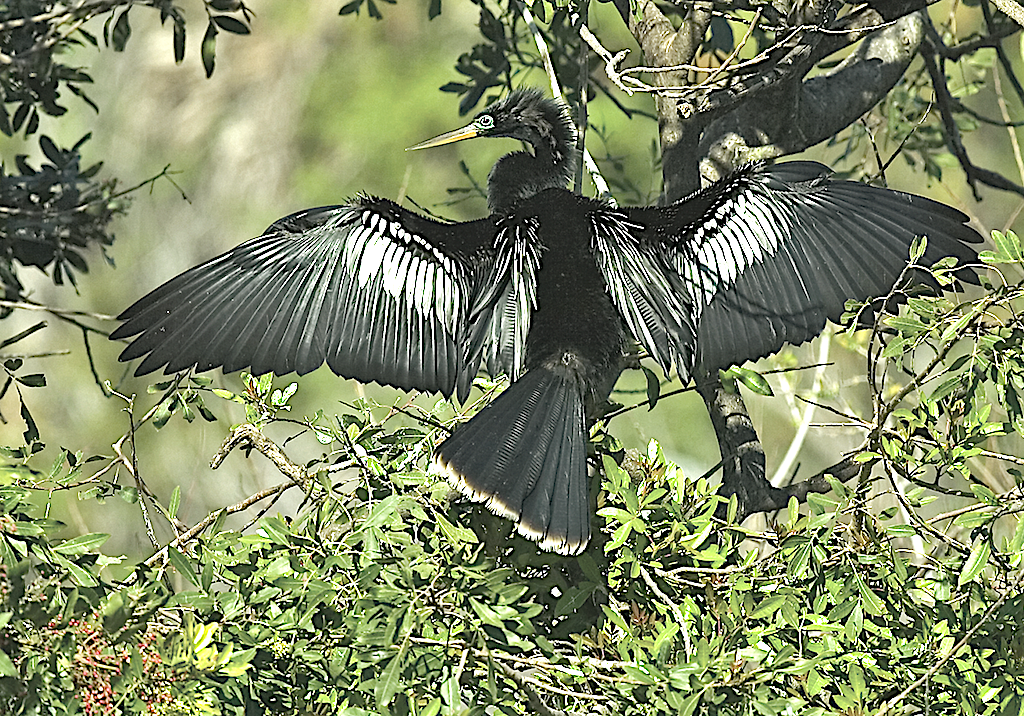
top-left (433, 366), bottom-right (590, 554)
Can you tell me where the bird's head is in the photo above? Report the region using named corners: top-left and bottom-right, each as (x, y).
top-left (408, 89), bottom-right (578, 212)
top-left (408, 88), bottom-right (576, 163)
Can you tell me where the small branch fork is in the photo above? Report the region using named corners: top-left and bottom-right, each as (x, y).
top-left (131, 422), bottom-right (339, 578)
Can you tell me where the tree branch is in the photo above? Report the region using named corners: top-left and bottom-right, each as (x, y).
top-left (699, 11), bottom-right (926, 176)
top-left (920, 40), bottom-right (1024, 199)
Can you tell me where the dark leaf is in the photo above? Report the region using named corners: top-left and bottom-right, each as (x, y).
top-left (642, 367), bottom-right (661, 410)
top-left (21, 399), bottom-right (40, 444)
top-left (202, 21), bottom-right (218, 77)
top-left (1, 321), bottom-right (47, 349)
top-left (39, 135), bottom-right (62, 165)
top-left (25, 109), bottom-right (39, 136)
top-left (112, 9), bottom-right (132, 52)
top-left (212, 15), bottom-right (250, 35)
top-left (173, 20), bottom-right (186, 63)
top-left (15, 374), bottom-right (46, 388)
top-left (428, 0), bottom-right (441, 18)
top-left (12, 104), bottom-right (29, 132)
top-left (78, 27), bottom-right (98, 47)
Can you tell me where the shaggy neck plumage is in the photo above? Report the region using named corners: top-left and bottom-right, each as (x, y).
top-left (488, 148), bottom-right (574, 213)
top-left (487, 97), bottom-right (577, 214)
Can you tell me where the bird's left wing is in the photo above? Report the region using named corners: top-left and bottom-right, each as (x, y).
top-left (587, 207), bottom-right (699, 378)
top-left (624, 161), bottom-right (981, 376)
top-left (112, 196), bottom-right (499, 399)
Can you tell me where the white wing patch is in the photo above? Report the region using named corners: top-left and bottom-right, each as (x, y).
top-left (338, 208), bottom-right (468, 335)
top-left (484, 217), bottom-right (542, 379)
top-left (590, 210), bottom-right (694, 376)
top-left (678, 180), bottom-right (794, 309)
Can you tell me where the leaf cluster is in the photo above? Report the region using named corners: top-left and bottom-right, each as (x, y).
top-left (0, 0), bottom-right (254, 311)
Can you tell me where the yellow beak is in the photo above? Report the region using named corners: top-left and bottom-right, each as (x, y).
top-left (406, 123), bottom-right (480, 151)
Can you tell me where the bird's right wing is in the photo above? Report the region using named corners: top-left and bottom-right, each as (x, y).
top-left (111, 195), bottom-right (500, 399)
top-left (626, 162), bottom-right (981, 376)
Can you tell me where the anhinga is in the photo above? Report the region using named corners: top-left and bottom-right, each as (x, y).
top-left (111, 89), bottom-right (981, 555)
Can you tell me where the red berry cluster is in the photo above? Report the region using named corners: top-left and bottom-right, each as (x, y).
top-left (134, 629), bottom-right (179, 714)
top-left (64, 617), bottom-right (119, 716)
top-left (44, 617), bottom-right (179, 715)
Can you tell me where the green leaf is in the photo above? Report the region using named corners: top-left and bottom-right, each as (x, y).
top-left (958, 539), bottom-right (991, 586)
top-left (679, 691), bottom-right (702, 716)
top-left (884, 315), bottom-right (928, 335)
top-left (169, 485), bottom-right (181, 519)
top-left (435, 512), bottom-right (477, 546)
top-left (15, 373), bottom-right (46, 388)
top-left (441, 672), bottom-right (460, 706)
top-left (212, 15), bottom-right (250, 34)
top-left (886, 524), bottom-right (918, 538)
top-left (721, 366), bottom-right (773, 396)
top-left (642, 367), bottom-right (661, 409)
top-left (909, 235), bottom-right (928, 263)
top-left (980, 230), bottom-right (1023, 264)
top-left (969, 483), bottom-right (999, 505)
top-left (62, 559), bottom-right (98, 587)
top-left (750, 595), bottom-right (786, 620)
top-left (375, 651), bottom-right (404, 708)
top-left (112, 9), bottom-right (131, 51)
top-left (168, 547), bottom-right (197, 586)
top-left (1008, 516), bottom-right (1024, 553)
top-left (852, 572), bottom-right (885, 616)
top-left (53, 533), bottom-right (110, 555)
top-left (0, 649), bottom-right (15, 677)
top-left (929, 373), bottom-right (964, 403)
top-left (201, 20), bottom-right (218, 77)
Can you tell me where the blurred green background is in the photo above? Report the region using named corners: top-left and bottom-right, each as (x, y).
top-left (1, 1), bottom-right (1019, 556)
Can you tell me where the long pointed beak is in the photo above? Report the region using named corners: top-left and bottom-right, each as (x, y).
top-left (406, 123), bottom-right (479, 151)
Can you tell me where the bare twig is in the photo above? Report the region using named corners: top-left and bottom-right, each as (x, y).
top-left (132, 480), bottom-right (296, 576)
top-left (210, 423), bottom-right (309, 487)
top-left (921, 43), bottom-right (1024, 199)
top-left (516, 1), bottom-right (613, 200)
top-left (770, 328), bottom-right (832, 487)
top-left (0, 299), bottom-right (118, 322)
top-left (494, 661), bottom-right (570, 716)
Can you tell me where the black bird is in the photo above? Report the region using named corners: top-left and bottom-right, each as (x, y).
top-left (111, 89), bottom-right (980, 555)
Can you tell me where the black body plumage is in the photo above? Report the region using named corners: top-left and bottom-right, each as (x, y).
top-left (111, 89), bottom-right (981, 555)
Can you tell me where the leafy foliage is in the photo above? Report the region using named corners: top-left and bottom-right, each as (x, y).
top-left (3, 314), bottom-right (1024, 713)
top-left (0, 134), bottom-right (120, 304)
top-left (0, 0), bottom-right (254, 308)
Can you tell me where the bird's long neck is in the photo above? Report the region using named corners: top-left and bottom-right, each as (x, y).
top-left (488, 141), bottom-right (575, 214)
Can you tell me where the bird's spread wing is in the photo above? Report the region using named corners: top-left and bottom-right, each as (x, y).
top-left (625, 161), bottom-right (981, 376)
top-left (111, 196), bottom-right (500, 399)
top-left (587, 208), bottom-right (698, 378)
top-left (468, 215), bottom-right (543, 381)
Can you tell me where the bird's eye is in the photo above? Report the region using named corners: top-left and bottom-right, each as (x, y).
top-left (476, 115), bottom-right (495, 130)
